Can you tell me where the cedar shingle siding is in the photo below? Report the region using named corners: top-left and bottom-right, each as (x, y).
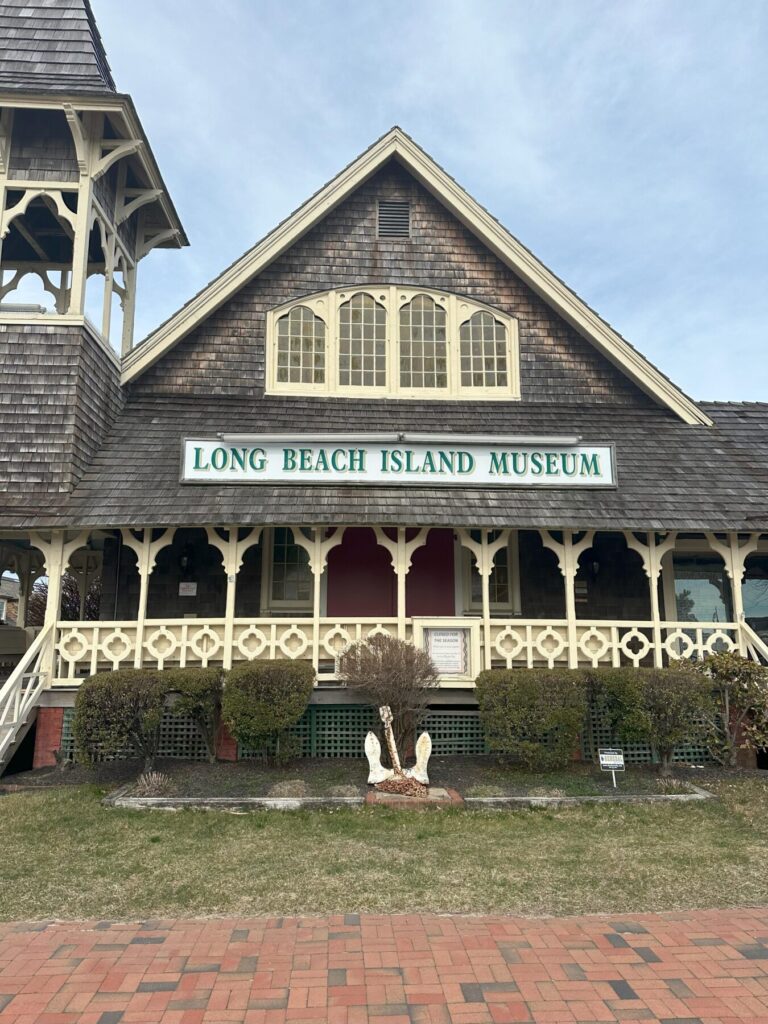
top-left (0, 323), bottom-right (122, 497)
top-left (136, 164), bottom-right (652, 406)
top-left (0, 0), bottom-right (114, 94)
top-left (1, 151), bottom-right (767, 532)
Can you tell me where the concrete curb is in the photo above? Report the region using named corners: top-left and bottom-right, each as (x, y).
top-left (104, 784), bottom-right (365, 811)
top-left (465, 783), bottom-right (714, 809)
top-left (102, 782), bottom-right (715, 812)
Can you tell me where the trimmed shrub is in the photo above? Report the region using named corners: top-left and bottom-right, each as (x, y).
top-left (584, 666), bottom-right (646, 752)
top-left (696, 651), bottom-right (768, 766)
top-left (164, 667), bottom-right (223, 762)
top-left (73, 669), bottom-right (166, 771)
top-left (337, 634), bottom-right (439, 755)
top-left (222, 659), bottom-right (314, 758)
top-left (623, 664), bottom-right (712, 776)
top-left (475, 668), bottom-right (587, 770)
top-left (586, 664), bottom-right (714, 774)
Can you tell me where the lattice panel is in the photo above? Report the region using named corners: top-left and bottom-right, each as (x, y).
top-left (313, 705), bottom-right (379, 758)
top-left (238, 709), bottom-right (314, 759)
top-left (581, 703), bottom-right (714, 765)
top-left (419, 711), bottom-right (488, 756)
top-left (60, 708), bottom-right (209, 762)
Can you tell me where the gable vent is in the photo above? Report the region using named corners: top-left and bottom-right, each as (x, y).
top-left (378, 199), bottom-right (410, 238)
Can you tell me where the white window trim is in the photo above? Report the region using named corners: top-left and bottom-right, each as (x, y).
top-left (455, 531), bottom-right (522, 615)
top-left (266, 286), bottom-right (520, 400)
top-left (0, 598), bottom-right (6, 622)
top-left (259, 527), bottom-right (314, 614)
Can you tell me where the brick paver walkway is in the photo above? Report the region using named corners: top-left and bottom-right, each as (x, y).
top-left (1, 910), bottom-right (768, 1023)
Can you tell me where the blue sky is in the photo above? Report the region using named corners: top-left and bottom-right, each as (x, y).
top-left (94, 0), bottom-right (767, 401)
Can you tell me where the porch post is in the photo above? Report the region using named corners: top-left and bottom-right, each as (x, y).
top-left (206, 526), bottom-right (262, 670)
top-left (290, 527), bottom-right (346, 674)
top-left (120, 528), bottom-right (175, 669)
top-left (372, 527), bottom-right (430, 640)
top-left (705, 532), bottom-right (761, 654)
top-left (456, 529), bottom-right (511, 670)
top-left (29, 530), bottom-right (90, 686)
top-left (539, 529), bottom-right (595, 670)
top-left (41, 533), bottom-right (65, 686)
top-left (624, 531), bottom-right (678, 667)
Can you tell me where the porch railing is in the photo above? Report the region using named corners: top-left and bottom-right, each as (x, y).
top-left (52, 616), bottom-right (743, 685)
top-left (0, 624), bottom-right (51, 766)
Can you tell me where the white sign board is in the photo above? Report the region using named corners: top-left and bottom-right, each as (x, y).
top-left (182, 437), bottom-right (615, 488)
top-left (178, 581), bottom-right (197, 597)
top-left (598, 749), bottom-right (625, 771)
top-left (424, 628), bottom-right (469, 675)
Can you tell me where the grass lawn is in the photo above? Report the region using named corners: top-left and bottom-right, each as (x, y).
top-left (0, 770), bottom-right (766, 921)
top-left (5, 757), bottom-right (696, 798)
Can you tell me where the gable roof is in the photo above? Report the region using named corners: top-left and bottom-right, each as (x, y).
top-left (122, 127), bottom-right (710, 427)
top-left (0, 0), bottom-right (115, 94)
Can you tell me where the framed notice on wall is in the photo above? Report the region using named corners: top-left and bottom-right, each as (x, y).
top-left (424, 627), bottom-right (469, 676)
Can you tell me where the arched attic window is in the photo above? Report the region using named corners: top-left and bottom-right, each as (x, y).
top-left (266, 287), bottom-right (520, 399)
top-left (275, 304), bottom-right (326, 385)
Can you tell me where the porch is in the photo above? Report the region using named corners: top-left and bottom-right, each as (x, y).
top-left (4, 523), bottom-right (768, 689)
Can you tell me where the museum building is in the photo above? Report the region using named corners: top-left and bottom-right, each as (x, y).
top-left (2, 0), bottom-right (768, 769)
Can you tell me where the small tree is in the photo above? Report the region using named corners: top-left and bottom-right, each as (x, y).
top-left (222, 659), bottom-right (314, 758)
top-left (475, 668), bottom-right (587, 771)
top-left (73, 669), bottom-right (166, 771)
top-left (26, 572), bottom-right (101, 625)
top-left (696, 651), bottom-right (768, 767)
top-left (164, 667), bottom-right (223, 762)
top-left (622, 664), bottom-right (712, 776)
top-left (337, 634), bottom-right (439, 754)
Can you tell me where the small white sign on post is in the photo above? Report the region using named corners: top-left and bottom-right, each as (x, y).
top-left (424, 627), bottom-right (469, 675)
top-left (598, 748), bottom-right (625, 789)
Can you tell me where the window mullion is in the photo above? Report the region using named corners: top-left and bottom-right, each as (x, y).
top-left (448, 293), bottom-right (459, 397)
top-left (389, 284), bottom-right (399, 396)
top-left (328, 290), bottom-right (338, 394)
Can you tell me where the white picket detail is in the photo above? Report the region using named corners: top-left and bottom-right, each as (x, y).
top-left (0, 624), bottom-right (52, 765)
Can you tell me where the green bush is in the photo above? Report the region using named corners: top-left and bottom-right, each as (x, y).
top-left (73, 669), bottom-right (166, 771)
top-left (696, 651), bottom-right (768, 766)
top-left (584, 666), bottom-right (646, 750)
top-left (164, 667), bottom-right (223, 762)
top-left (585, 664), bottom-right (714, 773)
top-left (475, 668), bottom-right (587, 770)
top-left (222, 659), bottom-right (314, 758)
top-left (625, 663), bottom-right (712, 776)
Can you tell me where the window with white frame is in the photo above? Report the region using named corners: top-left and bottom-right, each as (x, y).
top-left (462, 531), bottom-right (520, 614)
top-left (260, 528), bottom-right (313, 611)
top-left (266, 287), bottom-right (519, 399)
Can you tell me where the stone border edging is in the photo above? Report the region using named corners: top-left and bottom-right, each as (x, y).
top-left (465, 783), bottom-right (714, 808)
top-left (104, 784), bottom-right (365, 811)
top-left (102, 781), bottom-right (715, 811)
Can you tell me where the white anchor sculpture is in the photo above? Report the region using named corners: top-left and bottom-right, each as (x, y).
top-left (365, 705), bottom-right (432, 786)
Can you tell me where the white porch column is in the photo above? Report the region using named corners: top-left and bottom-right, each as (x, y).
top-left (372, 527), bottom-right (430, 639)
top-left (290, 527), bottom-right (346, 673)
top-left (539, 529), bottom-right (595, 669)
top-left (705, 532), bottom-right (762, 654)
top-left (456, 529), bottom-right (510, 670)
top-left (29, 530), bottom-right (90, 685)
top-left (624, 531), bottom-right (678, 667)
top-left (120, 528), bottom-right (175, 669)
top-left (205, 526), bottom-right (262, 669)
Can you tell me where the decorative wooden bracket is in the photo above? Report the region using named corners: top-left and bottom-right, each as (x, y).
top-left (289, 526), bottom-right (346, 576)
top-left (623, 530), bottom-right (677, 580)
top-left (704, 532), bottom-right (762, 581)
top-left (120, 527), bottom-right (176, 578)
top-left (455, 528), bottom-right (510, 577)
top-left (538, 529), bottom-right (595, 579)
top-left (93, 138), bottom-right (143, 180)
top-left (372, 526), bottom-right (429, 577)
top-left (205, 525), bottom-right (262, 577)
top-left (117, 187), bottom-right (162, 225)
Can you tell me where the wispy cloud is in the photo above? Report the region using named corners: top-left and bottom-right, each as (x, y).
top-left (95, 0), bottom-right (768, 400)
